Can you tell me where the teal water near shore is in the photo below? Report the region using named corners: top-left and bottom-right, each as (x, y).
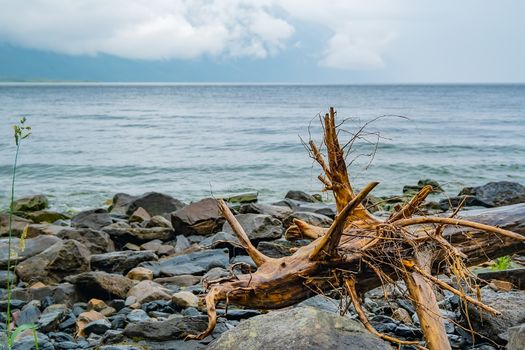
top-left (1, 83), bottom-right (524, 211)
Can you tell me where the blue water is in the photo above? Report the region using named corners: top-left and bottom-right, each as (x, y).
top-left (1, 83), bottom-right (524, 211)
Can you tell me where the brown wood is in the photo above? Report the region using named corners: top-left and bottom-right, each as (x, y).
top-left (187, 108), bottom-right (525, 348)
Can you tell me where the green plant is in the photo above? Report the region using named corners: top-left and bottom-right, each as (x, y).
top-left (491, 255), bottom-right (512, 271)
top-left (3, 117), bottom-right (38, 349)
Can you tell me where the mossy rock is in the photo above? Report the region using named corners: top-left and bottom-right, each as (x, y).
top-left (24, 210), bottom-right (70, 223)
top-left (12, 194), bottom-right (49, 212)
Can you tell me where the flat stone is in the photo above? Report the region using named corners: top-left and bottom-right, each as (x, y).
top-left (285, 190), bottom-right (319, 203)
top-left (38, 304), bottom-right (68, 332)
top-left (239, 203), bottom-right (294, 221)
top-left (90, 250), bottom-right (158, 274)
top-left (222, 214), bottom-right (282, 241)
top-left (71, 208), bottom-right (113, 230)
top-left (127, 192), bottom-right (185, 217)
top-left (16, 302), bottom-right (41, 325)
top-left (222, 192), bottom-right (258, 204)
top-left (123, 315), bottom-right (208, 340)
top-left (126, 309), bottom-right (150, 323)
top-left (0, 235), bottom-right (61, 268)
top-left (154, 275), bottom-right (201, 287)
top-left (158, 249), bottom-right (229, 277)
top-left (66, 271), bottom-right (134, 299)
top-left (27, 223), bottom-right (66, 237)
top-left (103, 225), bottom-right (174, 244)
top-left (147, 215), bottom-right (173, 229)
top-left (478, 268), bottom-right (525, 290)
top-left (76, 310), bottom-right (106, 337)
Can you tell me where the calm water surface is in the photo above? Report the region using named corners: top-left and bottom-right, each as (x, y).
top-left (1, 84), bottom-right (524, 211)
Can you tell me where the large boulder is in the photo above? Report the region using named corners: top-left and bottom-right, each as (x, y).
top-left (57, 228), bottom-right (115, 254)
top-left (15, 239), bottom-right (91, 284)
top-left (459, 181), bottom-right (525, 207)
top-left (71, 208), bottom-right (113, 230)
top-left (12, 194), bottom-right (49, 212)
top-left (66, 271), bottom-right (134, 299)
top-left (171, 198), bottom-right (224, 236)
top-left (0, 212), bottom-right (32, 236)
top-left (208, 307), bottom-right (390, 350)
top-left (126, 192), bottom-right (185, 217)
top-left (90, 250), bottom-right (158, 274)
top-left (155, 248), bottom-right (229, 277)
top-left (0, 235), bottom-right (61, 268)
top-left (463, 287), bottom-right (525, 341)
top-left (223, 214), bottom-right (282, 241)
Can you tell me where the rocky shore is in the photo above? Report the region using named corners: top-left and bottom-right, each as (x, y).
top-left (1, 180), bottom-right (524, 350)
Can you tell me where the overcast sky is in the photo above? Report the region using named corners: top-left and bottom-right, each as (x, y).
top-left (0, 0), bottom-right (524, 82)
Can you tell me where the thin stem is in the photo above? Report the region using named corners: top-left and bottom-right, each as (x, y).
top-left (5, 142), bottom-right (20, 344)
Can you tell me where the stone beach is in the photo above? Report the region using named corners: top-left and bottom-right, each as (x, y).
top-left (1, 180), bottom-right (525, 350)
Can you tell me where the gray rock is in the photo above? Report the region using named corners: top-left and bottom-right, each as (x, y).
top-left (296, 295), bottom-right (345, 315)
top-left (12, 194), bottom-right (49, 212)
top-left (109, 193), bottom-right (138, 215)
top-left (24, 210), bottom-right (69, 224)
top-left (285, 190), bottom-right (319, 203)
top-left (199, 231), bottom-right (239, 253)
top-left (0, 235), bottom-right (61, 268)
top-left (38, 304), bottom-right (68, 332)
top-left (90, 250), bottom-right (158, 274)
top-left (222, 214), bottom-right (282, 241)
top-left (159, 249), bottom-right (229, 277)
top-left (147, 215), bottom-right (173, 229)
top-left (283, 211), bottom-right (333, 228)
top-left (127, 280), bottom-right (172, 304)
top-left (12, 332), bottom-right (54, 350)
top-left (274, 199), bottom-right (336, 218)
top-left (171, 198), bottom-right (224, 236)
top-left (207, 307), bottom-right (390, 350)
top-left (477, 268), bottom-right (525, 290)
top-left (126, 192), bottom-right (185, 217)
top-left (16, 239), bottom-right (91, 284)
top-left (66, 271), bottom-right (134, 299)
top-left (0, 212), bottom-right (32, 236)
top-left (463, 287), bottom-right (525, 341)
top-left (26, 223), bottom-right (66, 237)
top-left (175, 234), bottom-right (192, 253)
top-left (71, 208), bottom-right (113, 230)
top-left (127, 309), bottom-right (150, 323)
top-left (257, 239), bottom-right (310, 258)
top-left (459, 181), bottom-right (525, 207)
top-left (16, 302), bottom-right (41, 325)
top-left (0, 270), bottom-right (17, 288)
top-left (11, 283), bottom-right (81, 306)
top-left (57, 228), bottom-right (115, 254)
top-left (99, 346), bottom-right (145, 350)
top-left (123, 315), bottom-right (208, 340)
top-left (103, 225), bottom-right (173, 244)
top-left (507, 323), bottom-right (525, 350)
top-left (84, 318), bottom-right (112, 335)
top-left (239, 203), bottom-right (293, 221)
top-left (154, 275), bottom-right (201, 288)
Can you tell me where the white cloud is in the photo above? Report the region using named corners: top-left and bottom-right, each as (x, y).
top-left (0, 0), bottom-right (403, 69)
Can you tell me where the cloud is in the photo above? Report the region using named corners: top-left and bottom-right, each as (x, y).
top-left (0, 0), bottom-right (401, 69)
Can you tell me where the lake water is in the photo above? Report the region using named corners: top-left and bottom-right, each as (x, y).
top-left (1, 83), bottom-right (524, 212)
